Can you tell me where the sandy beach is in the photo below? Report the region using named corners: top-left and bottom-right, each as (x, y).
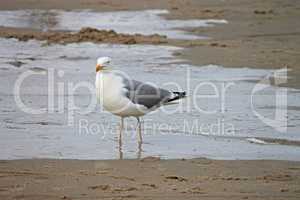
top-left (0, 0), bottom-right (300, 199)
top-left (1, 158), bottom-right (300, 200)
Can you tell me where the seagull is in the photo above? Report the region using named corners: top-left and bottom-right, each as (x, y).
top-left (95, 57), bottom-right (186, 144)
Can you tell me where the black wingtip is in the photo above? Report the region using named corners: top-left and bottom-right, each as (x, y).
top-left (168, 91), bottom-right (186, 102)
top-left (174, 91), bottom-right (186, 97)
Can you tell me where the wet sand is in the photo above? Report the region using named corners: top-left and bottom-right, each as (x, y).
top-left (0, 0), bottom-right (300, 199)
top-left (0, 158), bottom-right (300, 200)
top-left (0, 27), bottom-right (168, 45)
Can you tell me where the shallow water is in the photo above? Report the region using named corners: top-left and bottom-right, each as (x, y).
top-left (0, 38), bottom-right (300, 160)
top-left (0, 10), bottom-right (299, 160)
top-left (0, 9), bottom-right (227, 39)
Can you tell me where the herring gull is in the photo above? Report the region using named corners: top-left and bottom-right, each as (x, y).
top-left (95, 57), bottom-right (186, 144)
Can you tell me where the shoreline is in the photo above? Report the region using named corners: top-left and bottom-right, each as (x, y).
top-left (0, 1), bottom-right (299, 199)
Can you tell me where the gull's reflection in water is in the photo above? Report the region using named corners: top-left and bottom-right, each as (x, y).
top-left (137, 142), bottom-right (142, 159)
top-left (117, 141), bottom-right (143, 160)
top-left (118, 140), bottom-right (123, 160)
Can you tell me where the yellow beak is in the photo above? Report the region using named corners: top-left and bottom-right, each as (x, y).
top-left (96, 64), bottom-right (103, 72)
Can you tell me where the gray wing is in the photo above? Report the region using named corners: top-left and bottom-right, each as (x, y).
top-left (122, 78), bottom-right (172, 109)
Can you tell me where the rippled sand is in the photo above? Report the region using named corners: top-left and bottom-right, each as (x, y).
top-left (0, 158), bottom-right (300, 200)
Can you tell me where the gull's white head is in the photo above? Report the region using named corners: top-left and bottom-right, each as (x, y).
top-left (96, 57), bottom-right (112, 72)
